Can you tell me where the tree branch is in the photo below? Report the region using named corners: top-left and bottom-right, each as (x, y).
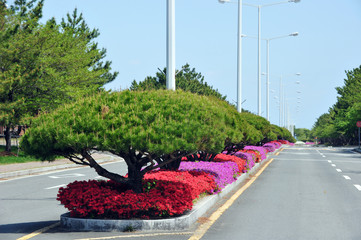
top-left (81, 149), bottom-right (127, 183)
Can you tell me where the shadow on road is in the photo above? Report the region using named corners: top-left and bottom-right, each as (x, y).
top-left (0, 220), bottom-right (58, 234)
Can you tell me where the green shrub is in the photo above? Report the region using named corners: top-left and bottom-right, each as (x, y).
top-left (21, 90), bottom-right (243, 192)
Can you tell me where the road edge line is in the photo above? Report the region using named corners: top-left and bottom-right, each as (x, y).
top-left (188, 158), bottom-right (274, 240)
top-left (16, 222), bottom-right (60, 240)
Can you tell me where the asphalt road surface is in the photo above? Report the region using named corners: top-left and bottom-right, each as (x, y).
top-left (2, 146), bottom-right (361, 240)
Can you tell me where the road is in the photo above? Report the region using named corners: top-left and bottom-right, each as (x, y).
top-left (0, 157), bottom-right (128, 240)
top-left (1, 146), bottom-right (361, 240)
top-left (201, 146), bottom-right (361, 240)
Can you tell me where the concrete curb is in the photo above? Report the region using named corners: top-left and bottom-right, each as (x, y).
top-left (0, 156), bottom-right (117, 179)
top-left (60, 148), bottom-right (281, 232)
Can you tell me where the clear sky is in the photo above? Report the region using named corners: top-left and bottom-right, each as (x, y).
top-left (7, 0), bottom-right (361, 129)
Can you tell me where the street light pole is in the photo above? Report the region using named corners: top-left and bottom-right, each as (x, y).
top-left (265, 32), bottom-right (298, 121)
top-left (244, 0), bottom-right (301, 116)
top-left (257, 6), bottom-right (261, 116)
top-left (219, 0), bottom-right (242, 112)
top-left (166, 0), bottom-right (176, 90)
top-left (219, 0), bottom-right (300, 114)
top-left (280, 73), bottom-right (301, 127)
top-left (237, 0), bottom-right (242, 112)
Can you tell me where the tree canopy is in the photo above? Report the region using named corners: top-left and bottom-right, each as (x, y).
top-left (311, 66), bottom-right (361, 145)
top-left (0, 0), bottom-right (118, 151)
top-left (21, 90), bottom-right (243, 193)
top-left (130, 63), bottom-right (227, 101)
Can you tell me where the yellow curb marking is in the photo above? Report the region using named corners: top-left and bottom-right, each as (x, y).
top-left (75, 232), bottom-right (193, 240)
top-left (16, 222), bottom-right (60, 240)
top-left (188, 158), bottom-right (274, 240)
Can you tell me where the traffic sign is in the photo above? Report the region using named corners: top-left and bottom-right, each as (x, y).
top-left (357, 121), bottom-right (361, 128)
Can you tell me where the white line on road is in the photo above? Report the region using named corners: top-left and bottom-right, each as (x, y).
top-left (328, 160), bottom-right (332, 163)
top-left (49, 173), bottom-right (85, 179)
top-left (343, 175), bottom-right (351, 180)
top-left (331, 164), bottom-right (336, 167)
top-left (336, 169), bottom-right (342, 172)
top-left (354, 185), bottom-right (361, 191)
top-left (45, 184), bottom-right (66, 190)
top-left (275, 159), bottom-right (328, 162)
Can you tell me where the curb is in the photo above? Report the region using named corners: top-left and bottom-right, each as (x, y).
top-left (0, 156), bottom-right (118, 179)
top-left (60, 148), bottom-right (281, 232)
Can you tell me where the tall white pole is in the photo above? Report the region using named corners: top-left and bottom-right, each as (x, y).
top-left (257, 6), bottom-right (261, 116)
top-left (266, 39), bottom-right (270, 121)
top-left (279, 75), bottom-right (282, 127)
top-left (166, 0), bottom-right (176, 90)
top-left (237, 0), bottom-right (242, 112)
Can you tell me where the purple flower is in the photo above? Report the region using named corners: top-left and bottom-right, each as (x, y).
top-left (244, 146), bottom-right (267, 160)
top-left (179, 161), bottom-right (238, 193)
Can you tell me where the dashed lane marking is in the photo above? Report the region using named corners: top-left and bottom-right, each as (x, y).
top-left (45, 184), bottom-right (66, 190)
top-left (331, 164), bottom-right (336, 167)
top-left (336, 169), bottom-right (342, 172)
top-left (354, 185), bottom-right (361, 191)
top-left (343, 175), bottom-right (351, 180)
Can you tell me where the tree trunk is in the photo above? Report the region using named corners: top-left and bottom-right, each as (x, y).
top-left (128, 167), bottom-right (144, 193)
top-left (5, 126), bottom-right (11, 153)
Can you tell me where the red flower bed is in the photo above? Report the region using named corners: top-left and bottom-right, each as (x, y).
top-left (57, 180), bottom-right (193, 219)
top-left (144, 170), bottom-right (216, 200)
top-left (213, 153), bottom-right (247, 174)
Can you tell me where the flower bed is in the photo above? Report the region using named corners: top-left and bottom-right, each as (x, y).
top-left (244, 146), bottom-right (267, 160)
top-left (179, 161), bottom-right (238, 193)
top-left (57, 180), bottom-right (193, 219)
top-left (57, 140), bottom-right (289, 220)
top-left (144, 170), bottom-right (216, 200)
top-left (213, 153), bottom-right (247, 174)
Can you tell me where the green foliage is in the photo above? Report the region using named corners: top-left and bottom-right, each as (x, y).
top-left (0, 145), bottom-right (41, 164)
top-left (270, 124), bottom-right (296, 143)
top-left (22, 90), bottom-right (244, 160)
top-left (0, 0), bottom-right (117, 151)
top-left (312, 66), bottom-right (361, 145)
top-left (130, 64), bottom-right (227, 101)
top-left (239, 112), bottom-right (271, 144)
top-left (21, 90), bottom-right (244, 192)
top-left (294, 128), bottom-right (311, 141)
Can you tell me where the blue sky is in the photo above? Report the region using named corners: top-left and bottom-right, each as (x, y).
top-left (8, 0), bottom-right (361, 129)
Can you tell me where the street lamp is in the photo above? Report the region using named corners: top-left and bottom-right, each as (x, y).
top-left (243, 0), bottom-right (301, 116)
top-left (166, 0), bottom-right (175, 90)
top-left (218, 0), bottom-right (243, 112)
top-left (246, 32), bottom-right (298, 121)
top-left (218, 0), bottom-right (300, 113)
top-left (280, 73), bottom-right (301, 127)
top-left (265, 32), bottom-right (298, 121)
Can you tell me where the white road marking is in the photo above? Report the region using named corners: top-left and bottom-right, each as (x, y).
top-left (354, 185), bottom-right (361, 191)
top-left (49, 173), bottom-right (85, 179)
top-left (45, 184), bottom-right (66, 190)
top-left (331, 164), bottom-right (336, 167)
top-left (343, 175), bottom-right (351, 180)
top-left (328, 160), bottom-right (332, 163)
top-left (336, 169), bottom-right (342, 172)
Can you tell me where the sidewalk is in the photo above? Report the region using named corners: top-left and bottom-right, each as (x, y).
top-left (0, 152), bottom-right (120, 180)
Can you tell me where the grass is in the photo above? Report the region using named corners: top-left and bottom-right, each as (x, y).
top-left (0, 145), bottom-right (41, 165)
